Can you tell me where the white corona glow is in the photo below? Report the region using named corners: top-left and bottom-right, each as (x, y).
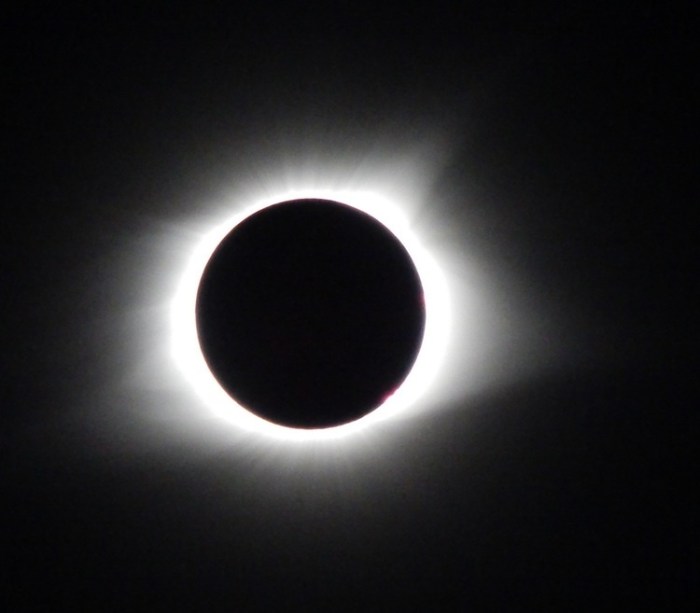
top-left (170, 188), bottom-right (452, 442)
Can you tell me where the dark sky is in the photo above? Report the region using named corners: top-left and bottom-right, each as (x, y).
top-left (4, 3), bottom-right (694, 610)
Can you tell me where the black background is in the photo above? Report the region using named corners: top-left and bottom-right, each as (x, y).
top-left (4, 3), bottom-right (694, 610)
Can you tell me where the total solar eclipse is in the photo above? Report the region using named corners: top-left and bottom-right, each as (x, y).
top-left (195, 198), bottom-right (426, 429)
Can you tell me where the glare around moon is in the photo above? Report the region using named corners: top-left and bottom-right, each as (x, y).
top-left (171, 189), bottom-right (452, 441)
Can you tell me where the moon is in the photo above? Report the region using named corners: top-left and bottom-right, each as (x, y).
top-left (195, 198), bottom-right (426, 429)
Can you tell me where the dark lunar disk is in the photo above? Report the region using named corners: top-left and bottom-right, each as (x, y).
top-left (195, 199), bottom-right (426, 429)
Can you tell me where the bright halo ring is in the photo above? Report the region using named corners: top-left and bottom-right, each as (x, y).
top-left (170, 189), bottom-right (451, 442)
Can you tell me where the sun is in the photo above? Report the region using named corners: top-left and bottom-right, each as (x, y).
top-left (170, 188), bottom-right (451, 442)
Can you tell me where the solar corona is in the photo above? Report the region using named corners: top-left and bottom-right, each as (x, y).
top-left (171, 190), bottom-right (451, 442)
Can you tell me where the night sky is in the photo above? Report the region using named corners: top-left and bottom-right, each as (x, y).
top-left (4, 4), bottom-right (694, 610)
